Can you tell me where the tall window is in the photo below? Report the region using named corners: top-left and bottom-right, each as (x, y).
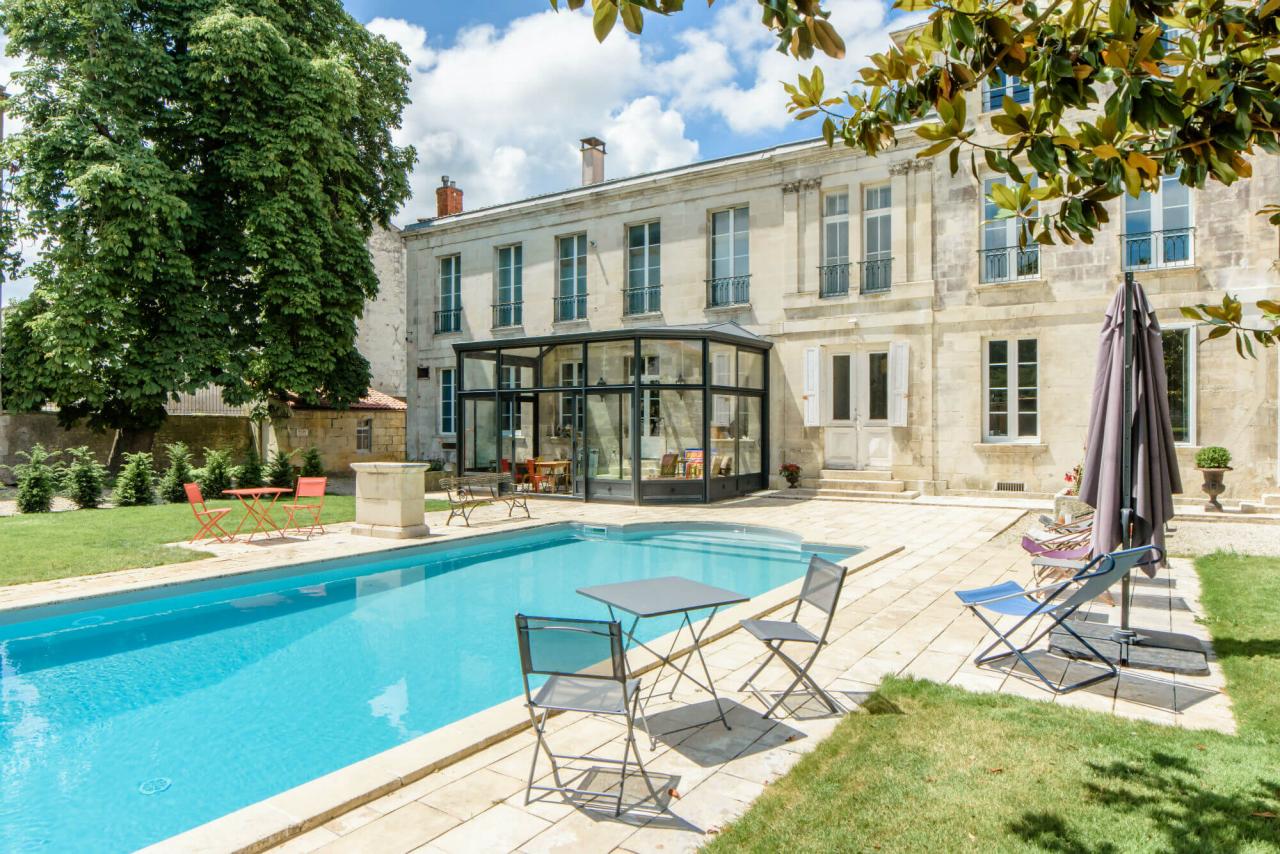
top-left (557, 234), bottom-right (588, 321)
top-left (439, 368), bottom-right (456, 434)
top-left (500, 365), bottom-right (523, 432)
top-left (355, 418), bottom-right (373, 452)
top-left (559, 360), bottom-right (584, 433)
top-left (861, 186), bottom-right (892, 293)
top-left (709, 206), bottom-right (750, 305)
top-left (985, 338), bottom-right (1038, 441)
top-left (436, 255), bottom-right (461, 333)
top-left (1164, 328), bottom-right (1194, 444)
top-left (984, 70), bottom-right (1031, 111)
top-left (626, 222), bottom-right (661, 314)
top-left (820, 192), bottom-right (850, 297)
top-left (980, 177), bottom-right (1039, 282)
top-left (1124, 174), bottom-right (1192, 269)
top-left (495, 245), bottom-right (522, 327)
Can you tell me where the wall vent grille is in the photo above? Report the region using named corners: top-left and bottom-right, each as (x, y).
top-left (995, 481), bottom-right (1026, 493)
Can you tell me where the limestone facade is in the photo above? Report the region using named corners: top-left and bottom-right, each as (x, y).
top-left (402, 96), bottom-right (1280, 499)
top-left (361, 224), bottom-right (408, 397)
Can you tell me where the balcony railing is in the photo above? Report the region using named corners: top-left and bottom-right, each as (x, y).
top-left (818, 262), bottom-right (851, 298)
top-left (859, 258), bottom-right (892, 294)
top-left (554, 293), bottom-right (587, 322)
top-left (623, 285), bottom-right (661, 316)
top-left (1123, 228), bottom-right (1194, 271)
top-left (706, 274), bottom-right (751, 307)
top-left (492, 301), bottom-right (523, 328)
top-left (433, 308), bottom-right (461, 334)
top-left (978, 245), bottom-right (1040, 283)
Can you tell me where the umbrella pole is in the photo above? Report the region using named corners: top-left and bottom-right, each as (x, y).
top-left (1117, 271), bottom-right (1136, 650)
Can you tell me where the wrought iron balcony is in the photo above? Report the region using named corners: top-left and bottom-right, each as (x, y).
top-left (623, 285), bottom-right (661, 316)
top-left (492, 301), bottom-right (522, 328)
top-left (554, 293), bottom-right (587, 322)
top-left (706, 275), bottom-right (751, 308)
top-left (978, 245), bottom-right (1040, 283)
top-left (818, 262), bottom-right (851, 298)
top-left (1122, 228), bottom-right (1194, 271)
top-left (433, 308), bottom-right (461, 334)
top-left (858, 258), bottom-right (892, 294)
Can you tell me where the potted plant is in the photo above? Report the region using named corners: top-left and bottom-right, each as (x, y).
top-left (778, 462), bottom-right (802, 489)
top-left (1054, 461), bottom-right (1092, 521)
top-left (1195, 446), bottom-right (1232, 512)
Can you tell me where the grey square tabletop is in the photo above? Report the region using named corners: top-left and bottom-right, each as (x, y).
top-left (577, 576), bottom-right (749, 618)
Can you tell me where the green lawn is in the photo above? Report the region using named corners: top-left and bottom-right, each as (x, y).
top-left (708, 552), bottom-right (1280, 853)
top-left (0, 497), bottom-right (452, 586)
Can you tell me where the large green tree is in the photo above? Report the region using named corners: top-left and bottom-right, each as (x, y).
top-left (0, 0), bottom-right (415, 458)
top-left (571, 0), bottom-right (1280, 353)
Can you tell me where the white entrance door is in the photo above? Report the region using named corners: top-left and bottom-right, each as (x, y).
top-left (823, 350), bottom-right (893, 469)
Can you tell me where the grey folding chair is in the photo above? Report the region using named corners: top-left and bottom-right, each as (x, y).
top-left (738, 555), bottom-right (852, 718)
top-left (515, 614), bottom-right (661, 816)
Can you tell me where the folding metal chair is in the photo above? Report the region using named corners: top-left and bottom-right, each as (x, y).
top-left (738, 555), bottom-right (852, 718)
top-left (956, 544), bottom-right (1163, 694)
top-left (515, 614), bottom-right (661, 816)
top-left (281, 477), bottom-right (327, 539)
top-left (184, 482), bottom-right (232, 543)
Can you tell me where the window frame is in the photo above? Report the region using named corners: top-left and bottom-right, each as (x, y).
top-left (861, 185), bottom-right (891, 262)
top-left (495, 243), bottom-right (523, 327)
top-left (709, 205), bottom-right (750, 279)
top-left (558, 360), bottom-right (585, 433)
top-left (983, 337), bottom-right (1040, 443)
top-left (822, 191), bottom-right (850, 266)
top-left (556, 233), bottom-right (588, 321)
top-left (438, 254), bottom-right (461, 312)
top-left (439, 367), bottom-right (456, 435)
top-left (355, 417), bottom-right (373, 453)
top-left (983, 70), bottom-right (1031, 112)
top-left (980, 175), bottom-right (1040, 283)
top-left (1123, 173), bottom-right (1194, 269)
top-left (1162, 324), bottom-right (1197, 447)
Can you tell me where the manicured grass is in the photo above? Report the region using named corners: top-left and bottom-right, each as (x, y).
top-left (708, 554), bottom-right (1280, 853)
top-left (0, 497), bottom-right (453, 587)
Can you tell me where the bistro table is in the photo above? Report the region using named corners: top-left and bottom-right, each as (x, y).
top-left (533, 459), bottom-right (572, 492)
top-left (222, 487), bottom-right (292, 542)
top-left (577, 575), bottom-right (749, 737)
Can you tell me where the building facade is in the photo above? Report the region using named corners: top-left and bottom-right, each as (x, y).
top-left (403, 96), bottom-right (1280, 502)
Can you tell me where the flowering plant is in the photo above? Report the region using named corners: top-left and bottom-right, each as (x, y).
top-left (778, 462), bottom-right (801, 488)
top-left (1063, 462), bottom-right (1084, 496)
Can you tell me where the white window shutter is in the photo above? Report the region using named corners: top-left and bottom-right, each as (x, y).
top-left (803, 347), bottom-right (820, 427)
top-left (889, 341), bottom-right (910, 427)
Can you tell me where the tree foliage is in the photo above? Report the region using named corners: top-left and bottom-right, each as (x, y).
top-left (6, 444), bottom-right (61, 513)
top-left (158, 442), bottom-right (196, 503)
top-left (196, 448), bottom-right (234, 499)
top-left (113, 452), bottom-right (157, 506)
top-left (266, 448), bottom-right (297, 488)
top-left (571, 0), bottom-right (1280, 352)
top-left (236, 443), bottom-right (265, 488)
top-left (299, 447), bottom-right (325, 478)
top-left (0, 0), bottom-right (416, 432)
top-left (63, 446), bottom-right (108, 509)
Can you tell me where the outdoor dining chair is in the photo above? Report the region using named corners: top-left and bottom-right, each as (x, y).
top-left (955, 544), bottom-right (1163, 694)
top-left (515, 614), bottom-right (662, 816)
top-left (738, 555), bottom-right (852, 718)
top-left (183, 482), bottom-right (232, 544)
top-left (282, 477), bottom-right (327, 539)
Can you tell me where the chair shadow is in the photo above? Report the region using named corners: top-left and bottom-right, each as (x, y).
top-left (644, 698), bottom-right (808, 766)
top-left (528, 766), bottom-right (692, 828)
top-left (991, 651), bottom-right (1219, 714)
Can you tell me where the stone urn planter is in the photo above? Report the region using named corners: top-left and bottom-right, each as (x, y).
top-left (1198, 467), bottom-right (1231, 512)
top-left (423, 470), bottom-right (446, 492)
top-left (1053, 488), bottom-right (1092, 522)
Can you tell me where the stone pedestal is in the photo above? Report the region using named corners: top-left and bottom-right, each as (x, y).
top-left (350, 462), bottom-right (431, 539)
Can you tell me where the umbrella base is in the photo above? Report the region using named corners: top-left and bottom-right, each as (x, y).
top-left (1048, 622), bottom-right (1209, 676)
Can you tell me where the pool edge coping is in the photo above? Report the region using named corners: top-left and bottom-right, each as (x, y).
top-left (136, 539), bottom-right (905, 854)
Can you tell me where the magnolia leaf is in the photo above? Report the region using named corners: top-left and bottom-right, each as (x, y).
top-left (1207, 325), bottom-right (1233, 340)
top-left (812, 19), bottom-right (846, 58)
top-left (592, 0), bottom-right (618, 41)
top-left (1180, 306), bottom-right (1205, 320)
top-left (1092, 144), bottom-right (1121, 160)
top-left (620, 1), bottom-right (644, 34)
top-left (917, 138), bottom-right (954, 157)
top-left (990, 182), bottom-right (1018, 210)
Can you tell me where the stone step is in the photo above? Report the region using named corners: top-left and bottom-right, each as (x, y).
top-left (809, 488), bottom-right (920, 501)
top-left (819, 469), bottom-right (895, 481)
top-left (812, 477), bottom-right (908, 493)
top-left (1262, 493), bottom-right (1280, 507)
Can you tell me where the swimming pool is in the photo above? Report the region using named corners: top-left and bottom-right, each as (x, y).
top-left (0, 522), bottom-right (858, 852)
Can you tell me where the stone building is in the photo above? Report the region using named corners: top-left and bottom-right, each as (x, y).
top-left (402, 94), bottom-right (1280, 504)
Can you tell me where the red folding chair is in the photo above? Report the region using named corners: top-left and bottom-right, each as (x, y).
top-left (282, 477), bottom-right (327, 539)
top-left (185, 482), bottom-right (232, 544)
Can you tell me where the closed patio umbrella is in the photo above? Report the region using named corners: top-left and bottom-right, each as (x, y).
top-left (1079, 272), bottom-right (1182, 633)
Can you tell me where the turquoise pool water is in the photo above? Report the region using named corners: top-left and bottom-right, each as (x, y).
top-left (0, 522), bottom-right (858, 853)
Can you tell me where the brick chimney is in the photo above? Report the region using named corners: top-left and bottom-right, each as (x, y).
top-left (580, 137), bottom-right (606, 186)
top-left (435, 175), bottom-right (463, 217)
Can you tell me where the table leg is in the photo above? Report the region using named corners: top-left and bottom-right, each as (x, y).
top-left (229, 496), bottom-right (254, 540)
top-left (620, 608), bottom-right (731, 741)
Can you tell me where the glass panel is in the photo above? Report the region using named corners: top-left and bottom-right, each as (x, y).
top-left (462, 351), bottom-right (497, 390)
top-left (540, 344), bottom-right (583, 390)
top-left (737, 349), bottom-right (764, 389)
top-left (638, 339), bottom-right (702, 385)
top-left (641, 390), bottom-right (703, 481)
top-left (1125, 191), bottom-right (1152, 234)
top-left (1164, 328), bottom-right (1191, 443)
top-left (732, 206), bottom-right (749, 276)
top-left (534, 391), bottom-right (576, 494)
top-left (824, 192), bottom-right (849, 216)
top-left (586, 393), bottom-right (631, 481)
top-left (711, 210), bottom-right (731, 279)
top-left (736, 396), bottom-right (763, 475)
top-left (463, 398), bottom-right (498, 473)
top-left (587, 340), bottom-right (633, 386)
top-left (868, 352), bottom-right (889, 421)
top-left (709, 393), bottom-right (735, 478)
top-left (1017, 339), bottom-right (1038, 437)
top-left (440, 369), bottom-right (456, 434)
top-left (709, 343), bottom-right (735, 386)
top-left (988, 339), bottom-right (1008, 364)
top-left (832, 355), bottom-right (851, 421)
top-left (501, 347), bottom-right (539, 390)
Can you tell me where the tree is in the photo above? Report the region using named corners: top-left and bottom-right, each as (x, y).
top-left (114, 452), bottom-right (157, 506)
top-left (236, 443), bottom-right (265, 488)
top-left (196, 448), bottom-right (235, 500)
top-left (158, 442), bottom-right (196, 503)
top-left (299, 447), bottom-right (325, 478)
top-left (63, 446), bottom-right (109, 509)
top-left (5, 444), bottom-right (61, 513)
top-left (573, 0), bottom-right (1280, 353)
top-left (266, 448), bottom-right (297, 489)
top-left (0, 0), bottom-right (416, 463)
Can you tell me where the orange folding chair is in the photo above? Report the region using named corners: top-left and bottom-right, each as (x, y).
top-left (185, 482), bottom-right (232, 544)
top-left (282, 477), bottom-right (327, 539)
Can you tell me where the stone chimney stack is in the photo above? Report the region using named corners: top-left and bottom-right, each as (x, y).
top-left (435, 176), bottom-right (463, 217)
top-left (580, 137), bottom-right (606, 186)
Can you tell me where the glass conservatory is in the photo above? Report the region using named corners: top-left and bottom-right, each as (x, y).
top-left (454, 323), bottom-right (771, 503)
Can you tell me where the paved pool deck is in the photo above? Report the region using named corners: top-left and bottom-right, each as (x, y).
top-left (0, 495), bottom-right (1240, 854)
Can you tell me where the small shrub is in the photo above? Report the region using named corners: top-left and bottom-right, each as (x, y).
top-left (236, 444), bottom-right (265, 488)
top-left (198, 448), bottom-right (235, 499)
top-left (63, 446), bottom-right (108, 509)
top-left (425, 458), bottom-right (444, 472)
top-left (299, 447), bottom-right (325, 478)
top-left (266, 449), bottom-right (296, 488)
top-left (8, 444), bottom-right (62, 513)
top-left (114, 452), bottom-right (157, 506)
top-left (1195, 446), bottom-right (1232, 469)
top-left (158, 442), bottom-right (196, 503)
